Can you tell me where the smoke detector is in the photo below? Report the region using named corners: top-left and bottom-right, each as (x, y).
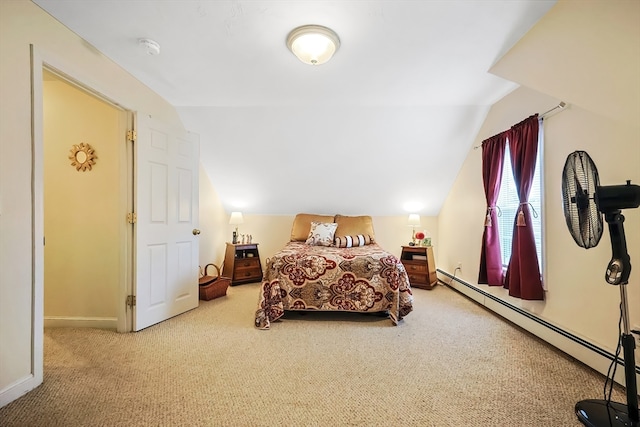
top-left (138, 38), bottom-right (160, 56)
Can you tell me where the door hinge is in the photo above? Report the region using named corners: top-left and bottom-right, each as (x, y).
top-left (126, 295), bottom-right (136, 308)
top-left (127, 130), bottom-right (137, 142)
top-left (127, 212), bottom-right (137, 224)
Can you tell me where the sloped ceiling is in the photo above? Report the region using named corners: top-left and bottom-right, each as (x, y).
top-left (32, 0), bottom-right (556, 216)
top-left (490, 0), bottom-right (640, 128)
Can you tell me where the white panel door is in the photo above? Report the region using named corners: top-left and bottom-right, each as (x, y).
top-left (134, 113), bottom-right (199, 331)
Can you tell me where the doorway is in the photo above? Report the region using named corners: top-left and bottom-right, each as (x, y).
top-left (3, 49), bottom-right (201, 410)
top-left (42, 69), bottom-right (132, 332)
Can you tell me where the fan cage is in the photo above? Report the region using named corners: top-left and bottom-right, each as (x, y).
top-left (562, 151), bottom-right (603, 248)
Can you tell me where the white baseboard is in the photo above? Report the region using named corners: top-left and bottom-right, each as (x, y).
top-left (0, 374), bottom-right (39, 408)
top-left (44, 316), bottom-right (117, 330)
top-left (438, 270), bottom-right (640, 389)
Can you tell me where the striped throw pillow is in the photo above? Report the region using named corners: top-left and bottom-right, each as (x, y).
top-left (334, 234), bottom-right (374, 248)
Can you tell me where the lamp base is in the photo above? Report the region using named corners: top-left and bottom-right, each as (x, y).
top-left (576, 399), bottom-right (639, 427)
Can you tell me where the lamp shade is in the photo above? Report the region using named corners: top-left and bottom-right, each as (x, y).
top-left (407, 214), bottom-right (421, 227)
top-left (286, 25), bottom-right (340, 65)
top-left (229, 212), bottom-right (244, 225)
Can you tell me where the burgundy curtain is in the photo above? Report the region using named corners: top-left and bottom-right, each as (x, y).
top-left (504, 115), bottom-right (544, 300)
top-left (478, 132), bottom-right (507, 286)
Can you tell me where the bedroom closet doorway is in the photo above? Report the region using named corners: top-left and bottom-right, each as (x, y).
top-left (42, 69), bottom-right (129, 331)
top-left (40, 66), bottom-right (201, 334)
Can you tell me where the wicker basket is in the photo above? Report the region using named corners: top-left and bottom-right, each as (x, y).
top-left (199, 277), bottom-right (230, 300)
top-left (199, 264), bottom-right (230, 301)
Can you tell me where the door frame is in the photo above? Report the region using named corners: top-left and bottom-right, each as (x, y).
top-left (32, 46), bottom-right (134, 336)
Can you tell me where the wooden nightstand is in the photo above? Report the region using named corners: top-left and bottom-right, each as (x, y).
top-left (222, 243), bottom-right (263, 285)
top-left (400, 245), bottom-right (438, 289)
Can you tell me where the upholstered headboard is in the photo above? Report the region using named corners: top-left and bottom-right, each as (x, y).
top-left (334, 214), bottom-right (375, 238)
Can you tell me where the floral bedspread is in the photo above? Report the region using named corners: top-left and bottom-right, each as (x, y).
top-left (255, 242), bottom-right (413, 329)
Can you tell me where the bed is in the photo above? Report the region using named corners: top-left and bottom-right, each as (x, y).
top-left (255, 214), bottom-right (413, 329)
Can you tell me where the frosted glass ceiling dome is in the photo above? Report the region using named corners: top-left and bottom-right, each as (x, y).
top-left (286, 25), bottom-right (340, 65)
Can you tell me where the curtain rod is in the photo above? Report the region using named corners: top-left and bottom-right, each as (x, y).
top-left (473, 101), bottom-right (567, 150)
top-left (541, 101), bottom-right (567, 118)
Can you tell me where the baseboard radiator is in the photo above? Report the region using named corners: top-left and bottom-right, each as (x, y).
top-left (437, 269), bottom-right (640, 389)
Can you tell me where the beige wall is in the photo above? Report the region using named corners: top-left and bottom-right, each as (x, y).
top-left (0, 0), bottom-right (188, 405)
top-left (198, 168), bottom-right (230, 268)
top-left (43, 73), bottom-right (122, 324)
top-left (439, 85), bottom-right (640, 354)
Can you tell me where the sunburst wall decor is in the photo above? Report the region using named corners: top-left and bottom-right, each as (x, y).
top-left (69, 142), bottom-right (97, 171)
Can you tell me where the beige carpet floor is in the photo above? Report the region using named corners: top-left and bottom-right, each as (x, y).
top-left (0, 283), bottom-right (629, 426)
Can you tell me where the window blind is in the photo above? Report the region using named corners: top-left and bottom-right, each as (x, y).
top-left (497, 142), bottom-right (543, 270)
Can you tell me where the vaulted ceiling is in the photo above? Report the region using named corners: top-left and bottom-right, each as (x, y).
top-left (33, 0), bottom-right (557, 216)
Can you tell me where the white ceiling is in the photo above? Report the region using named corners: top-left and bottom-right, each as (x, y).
top-left (32, 0), bottom-right (557, 216)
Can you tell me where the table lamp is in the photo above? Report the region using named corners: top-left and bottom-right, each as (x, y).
top-left (229, 211), bottom-right (244, 243)
top-left (408, 214), bottom-right (421, 245)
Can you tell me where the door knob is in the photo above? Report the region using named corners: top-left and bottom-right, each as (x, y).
top-left (192, 229), bottom-right (201, 235)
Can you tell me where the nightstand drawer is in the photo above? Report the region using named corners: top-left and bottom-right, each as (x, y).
top-left (403, 262), bottom-right (427, 273)
top-left (234, 267), bottom-right (262, 280)
top-left (235, 258), bottom-right (260, 269)
top-left (407, 272), bottom-right (429, 285)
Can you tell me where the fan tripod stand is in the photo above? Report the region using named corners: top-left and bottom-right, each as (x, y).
top-left (576, 211), bottom-right (639, 427)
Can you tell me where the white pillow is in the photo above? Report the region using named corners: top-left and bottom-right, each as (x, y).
top-left (305, 222), bottom-right (337, 246)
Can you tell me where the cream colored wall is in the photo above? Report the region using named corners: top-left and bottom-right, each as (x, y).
top-left (43, 74), bottom-right (120, 322)
top-left (489, 0), bottom-right (640, 129)
top-left (232, 215), bottom-right (295, 265)
top-left (0, 0), bottom-right (188, 405)
top-left (198, 167), bottom-right (228, 268)
top-left (372, 215), bottom-right (438, 261)
top-left (438, 85), bottom-right (640, 355)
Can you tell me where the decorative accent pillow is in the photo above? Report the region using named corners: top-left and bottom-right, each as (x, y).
top-left (305, 222), bottom-right (337, 246)
top-left (291, 213), bottom-right (335, 241)
top-left (334, 234), bottom-right (374, 248)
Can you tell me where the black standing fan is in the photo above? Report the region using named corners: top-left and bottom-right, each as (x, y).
top-left (562, 151), bottom-right (640, 427)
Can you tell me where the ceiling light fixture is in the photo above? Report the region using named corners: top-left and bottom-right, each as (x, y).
top-left (138, 38), bottom-right (160, 56)
top-left (286, 25), bottom-right (340, 65)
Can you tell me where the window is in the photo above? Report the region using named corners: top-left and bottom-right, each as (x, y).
top-left (496, 134), bottom-right (543, 270)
